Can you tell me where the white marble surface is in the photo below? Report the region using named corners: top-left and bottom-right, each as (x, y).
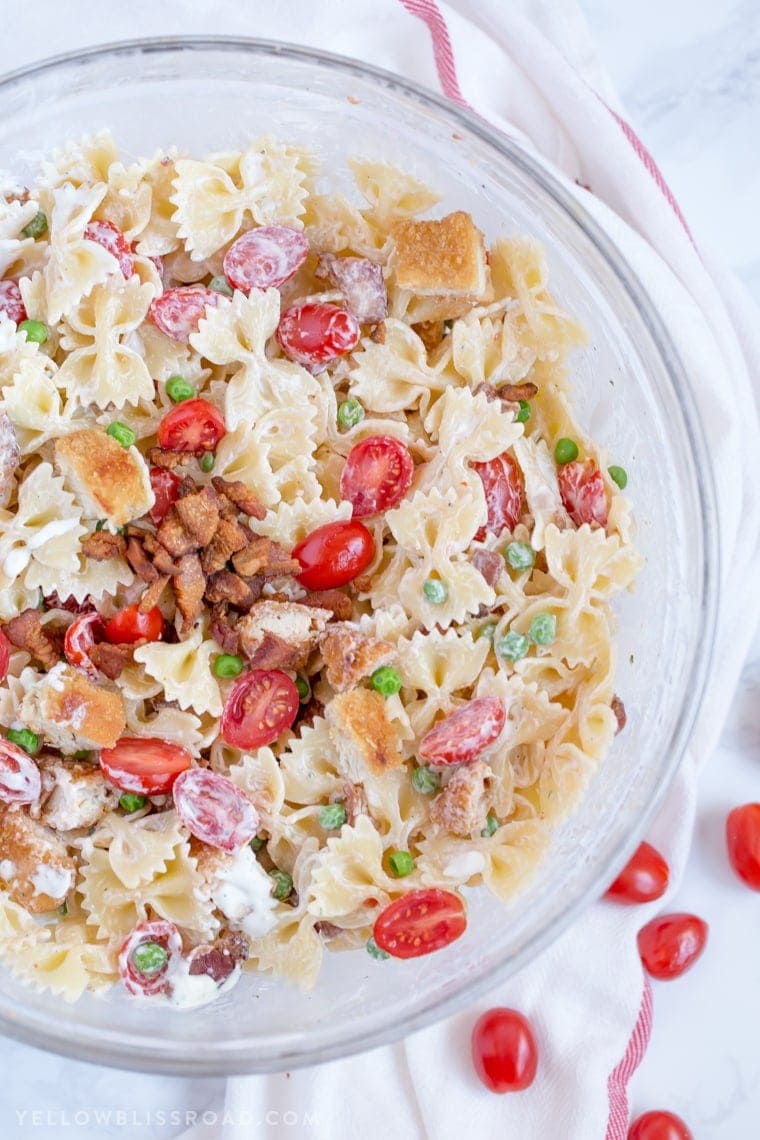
top-left (0, 2), bottom-right (757, 1138)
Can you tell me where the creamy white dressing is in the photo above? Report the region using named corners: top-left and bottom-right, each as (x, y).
top-left (212, 843), bottom-right (279, 939)
top-left (30, 862), bottom-right (74, 899)
top-left (0, 859), bottom-right (16, 880)
top-left (161, 955), bottom-right (241, 1009)
top-left (443, 851), bottom-right (486, 879)
top-left (2, 547), bottom-right (30, 578)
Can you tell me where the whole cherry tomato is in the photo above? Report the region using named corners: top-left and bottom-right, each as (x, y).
top-left (292, 519), bottom-right (374, 590)
top-left (220, 669), bottom-right (299, 750)
top-left (628, 1110), bottom-right (693, 1140)
top-left (726, 804), bottom-right (760, 890)
top-left (637, 913), bottom-right (708, 981)
top-left (472, 453), bottom-right (524, 541)
top-left (471, 1007), bottom-right (538, 1094)
top-left (605, 842), bottom-right (670, 905)
top-left (373, 889), bottom-right (466, 959)
top-left (0, 629), bottom-right (10, 684)
top-left (99, 737), bottom-right (192, 795)
top-left (339, 435), bottom-right (414, 518)
top-left (149, 467), bottom-right (182, 524)
top-left (157, 398), bottom-right (226, 454)
top-left (103, 604), bottom-right (164, 645)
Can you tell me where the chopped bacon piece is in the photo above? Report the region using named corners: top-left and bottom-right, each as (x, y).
top-left (475, 381), bottom-right (538, 404)
top-left (313, 920), bottom-right (343, 941)
top-left (3, 609), bottom-right (60, 670)
top-left (187, 931), bottom-right (249, 984)
top-left (245, 632), bottom-right (307, 672)
top-left (295, 697), bottom-right (325, 734)
top-left (211, 477), bottom-right (266, 520)
top-left (125, 536), bottom-right (159, 583)
top-left (80, 530), bottom-right (127, 561)
top-left (205, 570), bottom-right (263, 609)
top-left (612, 695), bottom-right (627, 734)
top-left (369, 321), bottom-right (386, 344)
top-left (209, 608), bottom-right (240, 656)
top-left (430, 759), bottom-right (491, 837)
top-left (238, 601), bottom-right (331, 670)
top-left (200, 516), bottom-right (249, 575)
top-left (412, 320), bottom-right (445, 352)
top-left (320, 624), bottom-right (395, 691)
top-left (43, 593), bottom-right (95, 615)
top-left (300, 589), bottom-right (354, 621)
top-left (471, 548), bottom-right (504, 588)
top-left (231, 535), bottom-right (300, 579)
top-left (174, 486), bottom-right (221, 546)
top-left (138, 575), bottom-right (170, 615)
top-left (142, 534), bottom-right (184, 577)
top-left (147, 447), bottom-right (189, 471)
top-left (89, 641), bottom-right (133, 680)
top-left (173, 554), bottom-right (205, 635)
top-left (156, 508), bottom-right (201, 558)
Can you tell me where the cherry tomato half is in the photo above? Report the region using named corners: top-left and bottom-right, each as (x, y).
top-left (220, 669), bottom-right (299, 750)
top-left (157, 398), bottom-right (226, 454)
top-left (726, 803), bottom-right (760, 890)
top-left (292, 519), bottom-right (374, 590)
top-left (628, 1110), bottom-right (693, 1140)
top-left (84, 219), bottom-right (134, 278)
top-left (100, 737), bottom-right (192, 795)
top-left (605, 841), bottom-right (670, 905)
top-left (0, 738), bottom-right (41, 805)
top-left (373, 889), bottom-right (466, 959)
top-left (103, 604), bottom-right (164, 646)
top-left (173, 767), bottom-right (259, 853)
top-left (637, 913), bottom-right (708, 981)
top-left (418, 698), bottom-right (506, 766)
top-left (64, 612), bottom-right (105, 680)
top-left (0, 280), bottom-right (27, 324)
top-left (276, 302), bottom-right (361, 369)
top-left (339, 435), bottom-right (415, 519)
top-left (0, 629), bottom-right (10, 684)
top-left (471, 1008), bottom-right (538, 1094)
top-left (118, 920), bottom-right (183, 997)
top-left (472, 453), bottom-right (524, 541)
top-left (558, 459), bottom-right (608, 528)
top-left (149, 467), bottom-right (182, 524)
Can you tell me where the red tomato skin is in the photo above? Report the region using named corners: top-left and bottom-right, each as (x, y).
top-left (157, 398), bottom-right (226, 454)
top-left (149, 467), bottom-right (182, 524)
top-left (471, 1008), bottom-right (539, 1094)
top-left (558, 459), bottom-right (608, 528)
top-left (628, 1110), bottom-right (693, 1140)
top-left (103, 604), bottom-right (164, 646)
top-left (726, 804), bottom-right (760, 890)
top-left (472, 453), bottom-right (524, 541)
top-left (339, 435), bottom-right (415, 519)
top-left (118, 920), bottom-right (182, 997)
top-left (172, 768), bottom-right (259, 853)
top-left (0, 738), bottom-right (41, 805)
top-left (605, 842), bottom-right (670, 905)
top-left (0, 630), bottom-right (10, 684)
top-left (418, 698), bottom-right (506, 766)
top-left (637, 913), bottom-right (708, 981)
top-left (276, 302), bottom-right (360, 368)
top-left (293, 520), bottom-right (375, 590)
top-left (99, 737), bottom-right (192, 795)
top-left (373, 889), bottom-right (467, 959)
top-left (0, 280), bottom-right (27, 324)
top-left (84, 219), bottom-right (135, 278)
top-left (220, 669), bottom-right (300, 750)
top-left (64, 612), bottom-right (105, 680)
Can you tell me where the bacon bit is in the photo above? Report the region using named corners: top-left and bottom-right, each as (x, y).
top-left (412, 320), bottom-right (445, 352)
top-left (314, 920), bottom-right (343, 940)
top-left (369, 321), bottom-right (386, 344)
top-left (141, 535), bottom-right (184, 577)
top-left (209, 607), bottom-right (240, 655)
top-left (147, 447), bottom-right (189, 471)
top-left (299, 589), bottom-right (354, 621)
top-left (474, 381), bottom-right (538, 405)
top-left (174, 486), bottom-right (221, 546)
top-left (205, 570), bottom-right (263, 609)
top-left (211, 477), bottom-right (266, 520)
top-left (471, 548), bottom-right (504, 588)
top-left (347, 573), bottom-right (373, 596)
top-left (231, 535), bottom-right (300, 579)
top-left (187, 931), bottom-right (249, 983)
top-left (342, 781), bottom-right (367, 825)
top-left (612, 695), bottom-right (627, 734)
top-left (172, 554), bottom-right (205, 635)
top-left (138, 574), bottom-right (170, 615)
top-left (125, 536), bottom-right (159, 583)
top-left (295, 696), bottom-right (325, 734)
top-left (4, 609), bottom-right (60, 670)
top-left (200, 516), bottom-right (250, 575)
top-left (43, 592), bottom-right (95, 615)
top-left (88, 641), bottom-right (133, 680)
top-left (80, 530), bottom-right (127, 561)
top-left (156, 508), bottom-right (201, 558)
top-left (246, 632), bottom-right (307, 672)
top-left (320, 624), bottom-right (394, 691)
top-left (430, 759), bottom-right (491, 837)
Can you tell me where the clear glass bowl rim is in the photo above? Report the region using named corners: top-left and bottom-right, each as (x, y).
top-left (0, 35), bottom-right (720, 1075)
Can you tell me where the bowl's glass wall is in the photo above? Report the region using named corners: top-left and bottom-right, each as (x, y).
top-left (0, 41), bottom-right (717, 1073)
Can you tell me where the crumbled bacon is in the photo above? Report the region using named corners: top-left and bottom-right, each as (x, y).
top-left (187, 931), bottom-right (249, 983)
top-left (156, 508), bottom-right (201, 558)
top-left (205, 570), bottom-right (263, 609)
top-left (200, 516), bottom-right (249, 575)
top-left (80, 530), bottom-right (127, 561)
top-left (475, 381), bottom-right (538, 404)
top-left (315, 253), bottom-right (388, 324)
top-left (313, 921), bottom-right (342, 941)
top-left (369, 321), bottom-right (386, 344)
top-left (174, 486), bottom-right (221, 546)
top-left (295, 697), bottom-right (325, 733)
top-left (246, 632), bottom-right (306, 672)
top-left (320, 624), bottom-right (394, 691)
top-left (138, 575), bottom-right (170, 614)
top-left (125, 536), bottom-right (159, 583)
top-left (148, 447), bottom-right (188, 470)
top-left (89, 641), bottom-right (132, 680)
top-left (231, 535), bottom-right (300, 579)
top-left (211, 477), bottom-right (266, 520)
top-left (209, 607), bottom-right (240, 655)
top-left (471, 548), bottom-right (504, 587)
top-left (300, 589), bottom-right (353, 621)
top-left (611, 695), bottom-right (627, 734)
top-left (173, 554), bottom-right (205, 635)
top-left (43, 592), bottom-right (94, 614)
top-left (413, 320), bottom-right (445, 352)
top-left (141, 534), bottom-right (184, 577)
top-left (3, 609), bottom-right (60, 670)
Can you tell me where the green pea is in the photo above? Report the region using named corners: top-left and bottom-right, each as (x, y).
top-left (481, 814), bottom-right (499, 838)
top-left (119, 793), bottom-right (147, 813)
top-left (295, 676), bottom-right (311, 702)
top-left (529, 612), bottom-right (557, 646)
top-left (200, 452), bottom-right (216, 473)
top-left (422, 578), bottom-right (448, 605)
top-left (250, 835), bottom-right (266, 852)
top-left (131, 941), bottom-right (168, 976)
top-left (72, 750), bottom-right (91, 761)
top-left (318, 802), bottom-right (347, 830)
top-left (106, 421), bottom-right (136, 449)
top-left (95, 520), bottom-right (107, 532)
top-left (165, 374), bottom-right (195, 403)
top-left (554, 437), bottom-right (579, 465)
top-left (18, 319), bottom-right (47, 344)
top-left (475, 621), bottom-right (497, 643)
top-left (21, 210), bottom-right (48, 240)
top-left (496, 631), bottom-right (530, 662)
top-left (516, 400), bottom-right (531, 424)
top-left (58, 900), bottom-right (68, 917)
top-left (411, 765), bottom-right (440, 795)
top-left (208, 275), bottom-right (233, 296)
top-left (388, 850), bottom-right (414, 878)
top-left (6, 728), bottom-right (40, 755)
top-left (608, 465), bottom-right (628, 490)
top-left (213, 653), bottom-right (244, 679)
top-left (505, 541), bottom-right (535, 572)
top-left (370, 666), bottom-right (402, 697)
top-left (366, 935), bottom-right (390, 960)
top-left (337, 398), bottom-right (365, 431)
top-left (269, 869), bottom-right (294, 901)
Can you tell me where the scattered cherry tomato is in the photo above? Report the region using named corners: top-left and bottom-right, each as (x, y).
top-left (558, 459), bottom-right (608, 528)
top-left (0, 280), bottom-right (27, 324)
top-left (64, 612), bottom-right (105, 680)
top-left (0, 629), bottom-right (10, 684)
top-left (339, 435), bottom-right (415, 518)
top-left (419, 698), bottom-right (506, 766)
top-left (220, 669), bottom-right (299, 750)
top-left (628, 1110), bottom-right (693, 1140)
top-left (605, 842), bottom-right (670, 905)
top-left (726, 804), bottom-right (760, 890)
top-left (637, 913), bottom-right (708, 980)
top-left (149, 285), bottom-right (219, 343)
top-left (103, 604), bottom-right (164, 646)
top-left (84, 219), bottom-right (135, 278)
top-left (373, 889), bottom-right (467, 959)
top-left (471, 1008), bottom-right (538, 1094)
top-left (157, 397), bottom-right (226, 454)
top-left (149, 467), bottom-right (182, 523)
top-left (223, 225), bottom-right (309, 292)
top-left (276, 302), bottom-right (360, 369)
top-left (472, 453), bottom-right (524, 540)
top-left (292, 519), bottom-right (374, 590)
top-left (100, 737), bottom-right (192, 795)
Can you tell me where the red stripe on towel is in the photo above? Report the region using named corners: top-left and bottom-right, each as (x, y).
top-left (605, 978), bottom-right (654, 1139)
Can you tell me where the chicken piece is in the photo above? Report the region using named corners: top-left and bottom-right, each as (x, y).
top-left (174, 486), bottom-right (221, 546)
top-left (19, 662), bottom-right (126, 751)
top-left (430, 760), bottom-right (491, 837)
top-left (55, 428), bottom-right (154, 527)
top-left (231, 536), bottom-right (300, 579)
top-left (80, 530), bottom-right (127, 561)
top-left (172, 553), bottom-right (205, 636)
top-left (315, 253), bottom-right (388, 323)
top-left (37, 760), bottom-right (111, 832)
top-left (125, 536), bottom-right (159, 583)
top-left (211, 477), bottom-right (266, 520)
top-left (320, 624), bottom-right (395, 692)
top-left (156, 508), bottom-right (201, 557)
top-left (0, 807), bottom-right (76, 913)
top-left (205, 570), bottom-right (263, 610)
top-left (3, 609), bottom-right (60, 670)
top-left (237, 601), bottom-right (332, 670)
top-left (200, 517), bottom-right (250, 575)
top-left (88, 641), bottom-right (133, 680)
top-left (392, 211), bottom-right (487, 298)
top-left (325, 688), bottom-right (403, 780)
top-left (0, 411), bottom-right (20, 510)
top-left (193, 842), bottom-right (279, 939)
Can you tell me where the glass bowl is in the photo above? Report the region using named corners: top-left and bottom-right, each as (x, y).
top-left (0, 38), bottom-right (718, 1075)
